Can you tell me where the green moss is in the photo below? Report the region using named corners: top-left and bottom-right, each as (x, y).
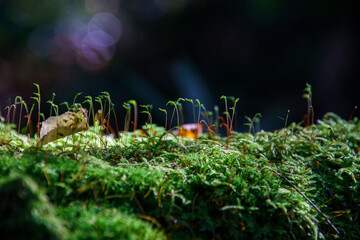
top-left (57, 202), bottom-right (164, 240)
top-left (0, 112), bottom-right (359, 239)
top-left (0, 174), bottom-right (68, 240)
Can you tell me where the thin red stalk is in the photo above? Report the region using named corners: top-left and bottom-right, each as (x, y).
top-left (18, 104), bottom-right (23, 134)
top-left (112, 108), bottom-right (119, 138)
top-left (12, 104), bottom-right (16, 124)
top-left (131, 102), bottom-right (138, 138)
top-left (200, 120), bottom-right (216, 145)
top-left (104, 119), bottom-right (116, 136)
top-left (6, 107), bottom-right (11, 124)
top-left (169, 107), bottom-right (176, 129)
top-left (220, 122), bottom-right (231, 149)
top-left (348, 106), bottom-right (357, 123)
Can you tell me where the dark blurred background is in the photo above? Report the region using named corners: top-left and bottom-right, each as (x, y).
top-left (0, 0), bottom-right (359, 131)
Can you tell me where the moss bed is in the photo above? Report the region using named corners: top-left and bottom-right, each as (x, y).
top-left (1, 111), bottom-right (360, 239)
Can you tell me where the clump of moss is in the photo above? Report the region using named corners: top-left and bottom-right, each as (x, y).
top-left (57, 202), bottom-right (164, 240)
top-left (1, 91), bottom-right (360, 239)
top-left (0, 173), bottom-right (68, 240)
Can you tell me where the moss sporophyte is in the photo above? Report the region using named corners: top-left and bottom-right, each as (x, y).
top-left (0, 84), bottom-right (359, 239)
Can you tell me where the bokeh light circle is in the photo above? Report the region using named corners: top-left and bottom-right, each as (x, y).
top-left (88, 12), bottom-right (122, 43)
